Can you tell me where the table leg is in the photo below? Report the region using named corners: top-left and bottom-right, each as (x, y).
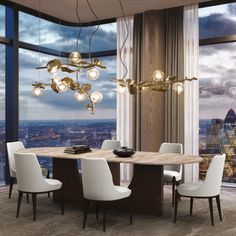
top-left (109, 164), bottom-right (163, 216)
top-left (129, 164), bottom-right (163, 216)
top-left (53, 159), bottom-right (163, 216)
top-left (108, 162), bottom-right (120, 185)
top-left (53, 158), bottom-right (84, 204)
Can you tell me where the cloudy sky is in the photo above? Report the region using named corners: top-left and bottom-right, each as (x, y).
top-left (1, 3), bottom-right (236, 121)
top-left (199, 2), bottom-right (236, 120)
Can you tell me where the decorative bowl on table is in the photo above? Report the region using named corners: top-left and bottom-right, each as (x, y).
top-left (113, 146), bottom-right (135, 158)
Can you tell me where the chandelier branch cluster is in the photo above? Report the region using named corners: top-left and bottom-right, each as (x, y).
top-left (32, 0), bottom-right (105, 114)
top-left (113, 70), bottom-right (197, 95)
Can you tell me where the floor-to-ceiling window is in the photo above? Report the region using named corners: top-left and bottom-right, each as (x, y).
top-left (18, 12), bottom-right (117, 172)
top-left (199, 2), bottom-right (236, 184)
top-left (0, 5), bottom-right (6, 185)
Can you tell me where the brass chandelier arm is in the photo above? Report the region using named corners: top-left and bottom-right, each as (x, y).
top-left (32, 82), bottom-right (51, 87)
top-left (36, 61), bottom-right (106, 71)
top-left (113, 73), bottom-right (198, 95)
top-left (36, 66), bottom-right (47, 70)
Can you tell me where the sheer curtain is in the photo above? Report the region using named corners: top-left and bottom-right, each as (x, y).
top-left (183, 5), bottom-right (199, 183)
top-left (116, 16), bottom-right (134, 181)
top-left (165, 7), bottom-right (184, 145)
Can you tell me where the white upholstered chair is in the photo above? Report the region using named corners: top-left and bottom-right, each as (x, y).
top-left (174, 154), bottom-right (226, 226)
top-left (14, 153), bottom-right (64, 221)
top-left (101, 139), bottom-right (121, 150)
top-left (7, 141), bottom-right (49, 199)
top-left (81, 158), bottom-right (132, 232)
top-left (159, 142), bottom-right (183, 206)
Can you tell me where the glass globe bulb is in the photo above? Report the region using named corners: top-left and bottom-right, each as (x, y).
top-left (152, 70), bottom-right (165, 81)
top-left (87, 68), bottom-right (100, 80)
top-left (49, 67), bottom-right (58, 75)
top-left (173, 82), bottom-right (184, 94)
top-left (91, 91), bottom-right (103, 103)
top-left (118, 86), bottom-right (126, 93)
top-left (32, 87), bottom-right (43, 96)
top-left (74, 92), bottom-right (87, 102)
top-left (51, 75), bottom-right (60, 84)
top-left (47, 59), bottom-right (61, 75)
top-left (56, 81), bottom-right (68, 93)
top-left (69, 51), bottom-right (81, 64)
top-left (211, 78), bottom-right (222, 87)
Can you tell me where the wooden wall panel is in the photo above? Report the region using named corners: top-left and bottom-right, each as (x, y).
top-left (140, 11), bottom-right (166, 152)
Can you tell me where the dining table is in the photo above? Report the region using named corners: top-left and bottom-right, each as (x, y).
top-left (17, 147), bottom-right (202, 216)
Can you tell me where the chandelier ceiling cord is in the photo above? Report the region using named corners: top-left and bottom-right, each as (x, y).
top-left (118, 0), bottom-right (129, 82)
top-left (32, 0), bottom-right (105, 114)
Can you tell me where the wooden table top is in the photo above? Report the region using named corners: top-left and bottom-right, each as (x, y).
top-left (17, 147), bottom-right (202, 166)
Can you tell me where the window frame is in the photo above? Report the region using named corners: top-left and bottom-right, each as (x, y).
top-left (198, 0), bottom-right (236, 184)
top-left (0, 2), bottom-right (117, 185)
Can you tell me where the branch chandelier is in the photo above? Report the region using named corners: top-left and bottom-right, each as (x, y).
top-left (112, 0), bottom-right (197, 95)
top-left (32, 0), bottom-right (105, 114)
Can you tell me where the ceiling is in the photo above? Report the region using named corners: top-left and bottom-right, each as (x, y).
top-left (9, 0), bottom-right (213, 23)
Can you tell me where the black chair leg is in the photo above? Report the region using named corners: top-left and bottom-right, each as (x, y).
top-left (176, 181), bottom-right (181, 201)
top-left (47, 170), bottom-right (50, 179)
top-left (172, 177), bottom-right (176, 207)
top-left (216, 195), bottom-right (222, 221)
top-left (47, 171), bottom-right (50, 198)
top-left (190, 198), bottom-right (193, 216)
top-left (102, 202), bottom-right (106, 232)
top-left (95, 202), bottom-right (99, 220)
top-left (26, 193), bottom-right (30, 203)
top-left (16, 191), bottom-right (23, 218)
top-left (129, 196), bottom-right (133, 225)
top-left (83, 200), bottom-right (90, 229)
top-left (173, 190), bottom-right (179, 223)
top-left (9, 177), bottom-right (14, 199)
top-left (60, 189), bottom-right (64, 215)
top-left (32, 193), bottom-right (37, 221)
top-left (208, 197), bottom-right (214, 226)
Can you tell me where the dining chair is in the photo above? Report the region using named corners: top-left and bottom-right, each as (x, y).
top-left (174, 154), bottom-right (226, 226)
top-left (159, 142), bottom-right (183, 207)
top-left (7, 141), bottom-right (49, 199)
top-left (14, 153), bottom-right (64, 221)
top-left (81, 157), bottom-right (132, 232)
top-left (101, 140), bottom-right (121, 150)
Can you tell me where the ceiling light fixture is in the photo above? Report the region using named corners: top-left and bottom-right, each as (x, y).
top-left (114, 70), bottom-right (197, 95)
top-left (112, 0), bottom-right (197, 95)
top-left (32, 0), bottom-right (105, 114)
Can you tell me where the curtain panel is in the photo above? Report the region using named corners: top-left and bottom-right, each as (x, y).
top-left (183, 5), bottom-right (199, 183)
top-left (165, 7), bottom-right (185, 145)
top-left (117, 16), bottom-right (134, 181)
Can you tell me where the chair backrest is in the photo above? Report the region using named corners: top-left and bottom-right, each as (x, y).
top-left (14, 153), bottom-right (47, 192)
top-left (7, 141), bottom-right (25, 178)
top-left (81, 158), bottom-right (119, 201)
top-left (200, 154), bottom-right (225, 196)
top-left (101, 140), bottom-right (121, 150)
top-left (159, 142), bottom-right (183, 172)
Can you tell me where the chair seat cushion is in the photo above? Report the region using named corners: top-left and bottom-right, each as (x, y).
top-left (113, 186), bottom-right (131, 200)
top-left (163, 170), bottom-right (182, 182)
top-left (177, 183), bottom-right (202, 196)
top-left (44, 179), bottom-right (62, 192)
